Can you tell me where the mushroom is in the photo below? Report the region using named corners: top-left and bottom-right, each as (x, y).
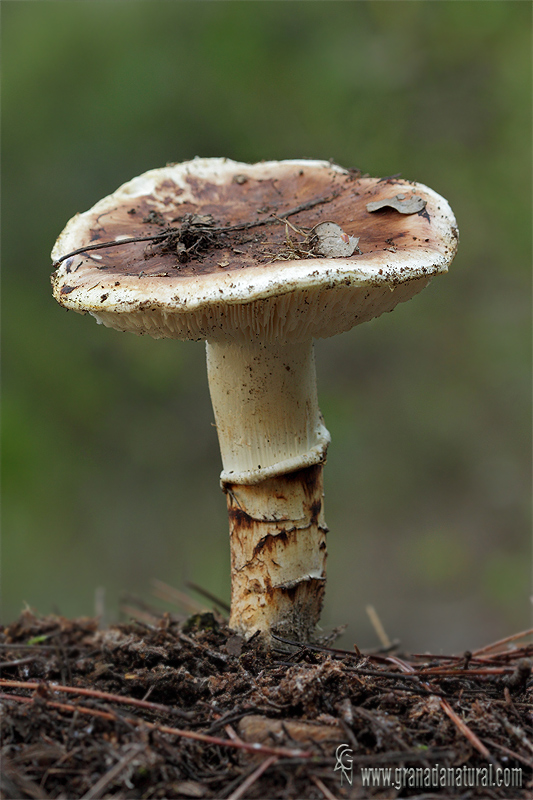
top-left (51, 158), bottom-right (458, 642)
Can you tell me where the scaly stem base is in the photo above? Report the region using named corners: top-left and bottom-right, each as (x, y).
top-left (226, 464), bottom-right (327, 641)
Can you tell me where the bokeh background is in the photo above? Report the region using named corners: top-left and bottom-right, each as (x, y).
top-left (2, 1), bottom-right (531, 652)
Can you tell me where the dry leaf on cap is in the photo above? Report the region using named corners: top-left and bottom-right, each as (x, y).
top-left (366, 193), bottom-right (427, 214)
top-left (313, 221), bottom-right (360, 257)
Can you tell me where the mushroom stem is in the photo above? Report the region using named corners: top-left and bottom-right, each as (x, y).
top-left (225, 465), bottom-right (328, 640)
top-left (206, 339), bottom-right (330, 640)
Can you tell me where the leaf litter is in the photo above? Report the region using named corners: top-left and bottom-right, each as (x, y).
top-left (1, 609), bottom-right (531, 799)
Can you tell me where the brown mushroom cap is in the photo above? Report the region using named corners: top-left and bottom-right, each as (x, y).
top-left (51, 158), bottom-right (458, 344)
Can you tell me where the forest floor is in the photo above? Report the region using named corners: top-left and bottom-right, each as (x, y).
top-left (1, 608), bottom-right (532, 799)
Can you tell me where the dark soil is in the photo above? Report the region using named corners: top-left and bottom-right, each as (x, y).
top-left (1, 610), bottom-right (531, 799)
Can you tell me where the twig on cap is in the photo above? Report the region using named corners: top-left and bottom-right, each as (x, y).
top-left (52, 193), bottom-right (339, 266)
top-left (53, 233), bottom-right (169, 265)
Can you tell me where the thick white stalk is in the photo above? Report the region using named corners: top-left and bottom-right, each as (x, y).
top-left (206, 340), bottom-right (330, 485)
top-left (206, 339), bottom-right (330, 640)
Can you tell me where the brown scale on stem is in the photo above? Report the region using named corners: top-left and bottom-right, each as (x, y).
top-left (225, 464), bottom-right (327, 642)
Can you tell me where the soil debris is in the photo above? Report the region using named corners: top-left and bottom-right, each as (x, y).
top-left (147, 214), bottom-right (220, 264)
top-left (1, 610), bottom-right (531, 798)
top-left (51, 191), bottom-right (345, 271)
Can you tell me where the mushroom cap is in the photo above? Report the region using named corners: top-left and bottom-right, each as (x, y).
top-left (51, 158), bottom-right (458, 344)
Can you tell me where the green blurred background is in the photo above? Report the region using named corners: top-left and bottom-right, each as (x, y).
top-left (2, 1), bottom-right (531, 652)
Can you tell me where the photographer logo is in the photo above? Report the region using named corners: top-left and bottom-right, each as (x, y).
top-left (334, 744), bottom-right (353, 786)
